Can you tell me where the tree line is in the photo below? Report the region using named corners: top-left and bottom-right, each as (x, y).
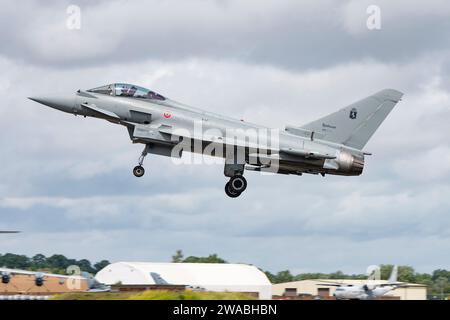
top-left (0, 253), bottom-right (110, 275)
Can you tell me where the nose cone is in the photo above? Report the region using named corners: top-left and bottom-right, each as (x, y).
top-left (29, 95), bottom-right (75, 113)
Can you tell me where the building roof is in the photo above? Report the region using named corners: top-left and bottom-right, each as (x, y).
top-left (95, 262), bottom-right (271, 287)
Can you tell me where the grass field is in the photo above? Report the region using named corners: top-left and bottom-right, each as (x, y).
top-left (52, 290), bottom-right (256, 300)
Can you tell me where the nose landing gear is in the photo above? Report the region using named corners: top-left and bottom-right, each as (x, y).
top-left (133, 165), bottom-right (145, 178)
top-left (133, 145), bottom-right (149, 178)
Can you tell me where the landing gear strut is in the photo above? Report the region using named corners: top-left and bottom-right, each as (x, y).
top-left (133, 145), bottom-right (149, 178)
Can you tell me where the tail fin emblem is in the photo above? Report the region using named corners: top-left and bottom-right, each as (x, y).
top-left (349, 108), bottom-right (357, 119)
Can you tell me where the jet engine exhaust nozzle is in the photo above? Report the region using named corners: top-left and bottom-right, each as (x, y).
top-left (337, 150), bottom-right (364, 176)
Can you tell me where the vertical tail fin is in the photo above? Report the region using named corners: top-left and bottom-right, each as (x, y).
top-left (388, 265), bottom-right (398, 284)
top-left (299, 89), bottom-right (403, 150)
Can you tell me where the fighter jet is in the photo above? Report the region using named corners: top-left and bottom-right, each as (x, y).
top-left (0, 231), bottom-right (20, 234)
top-left (29, 83), bottom-right (403, 198)
top-left (321, 266), bottom-right (407, 300)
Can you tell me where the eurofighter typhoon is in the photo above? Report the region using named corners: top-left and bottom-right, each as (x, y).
top-left (29, 84), bottom-right (403, 198)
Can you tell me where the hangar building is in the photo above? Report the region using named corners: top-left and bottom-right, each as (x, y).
top-left (272, 279), bottom-right (427, 300)
top-left (96, 262), bottom-right (272, 299)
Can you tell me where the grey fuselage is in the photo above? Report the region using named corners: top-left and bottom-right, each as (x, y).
top-left (333, 285), bottom-right (395, 300)
top-left (31, 89), bottom-right (366, 177)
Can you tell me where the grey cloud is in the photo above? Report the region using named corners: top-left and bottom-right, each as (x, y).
top-left (1, 1), bottom-right (450, 70)
top-left (2, 177), bottom-right (449, 240)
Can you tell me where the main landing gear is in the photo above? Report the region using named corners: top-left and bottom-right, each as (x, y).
top-left (225, 175), bottom-right (247, 198)
top-left (133, 145), bottom-right (149, 178)
top-left (224, 160), bottom-right (247, 198)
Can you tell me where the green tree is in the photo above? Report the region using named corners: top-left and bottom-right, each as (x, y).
top-left (0, 253), bottom-right (30, 269)
top-left (414, 273), bottom-right (432, 283)
top-left (433, 277), bottom-right (449, 300)
top-left (30, 254), bottom-right (47, 269)
top-left (294, 273), bottom-right (325, 281)
top-left (432, 269), bottom-right (450, 281)
top-left (0, 253), bottom-right (114, 275)
top-left (329, 271), bottom-right (346, 279)
top-left (172, 250), bottom-right (184, 263)
top-left (94, 260), bottom-right (110, 273)
top-left (183, 254), bottom-right (227, 264)
top-left (398, 266), bottom-right (416, 282)
top-left (264, 271), bottom-right (276, 283)
top-left (46, 254), bottom-right (70, 269)
top-left (270, 270), bottom-right (294, 284)
top-left (75, 259), bottom-right (96, 273)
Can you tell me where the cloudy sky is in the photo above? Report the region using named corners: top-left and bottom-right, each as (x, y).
top-left (0, 0), bottom-right (449, 275)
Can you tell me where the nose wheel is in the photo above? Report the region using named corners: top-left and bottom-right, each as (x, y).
top-left (133, 166), bottom-right (145, 178)
top-left (225, 175), bottom-right (247, 198)
top-left (133, 145), bottom-right (149, 178)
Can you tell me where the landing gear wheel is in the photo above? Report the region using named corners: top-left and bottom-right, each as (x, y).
top-left (229, 175), bottom-right (247, 194)
top-left (133, 145), bottom-right (149, 178)
top-left (225, 182), bottom-right (241, 198)
top-left (133, 166), bottom-right (145, 178)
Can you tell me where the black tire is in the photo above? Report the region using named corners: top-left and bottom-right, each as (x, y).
top-left (225, 182), bottom-right (241, 198)
top-left (229, 175), bottom-right (247, 193)
top-left (133, 166), bottom-right (145, 178)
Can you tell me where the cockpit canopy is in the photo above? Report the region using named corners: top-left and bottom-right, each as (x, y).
top-left (87, 83), bottom-right (166, 101)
